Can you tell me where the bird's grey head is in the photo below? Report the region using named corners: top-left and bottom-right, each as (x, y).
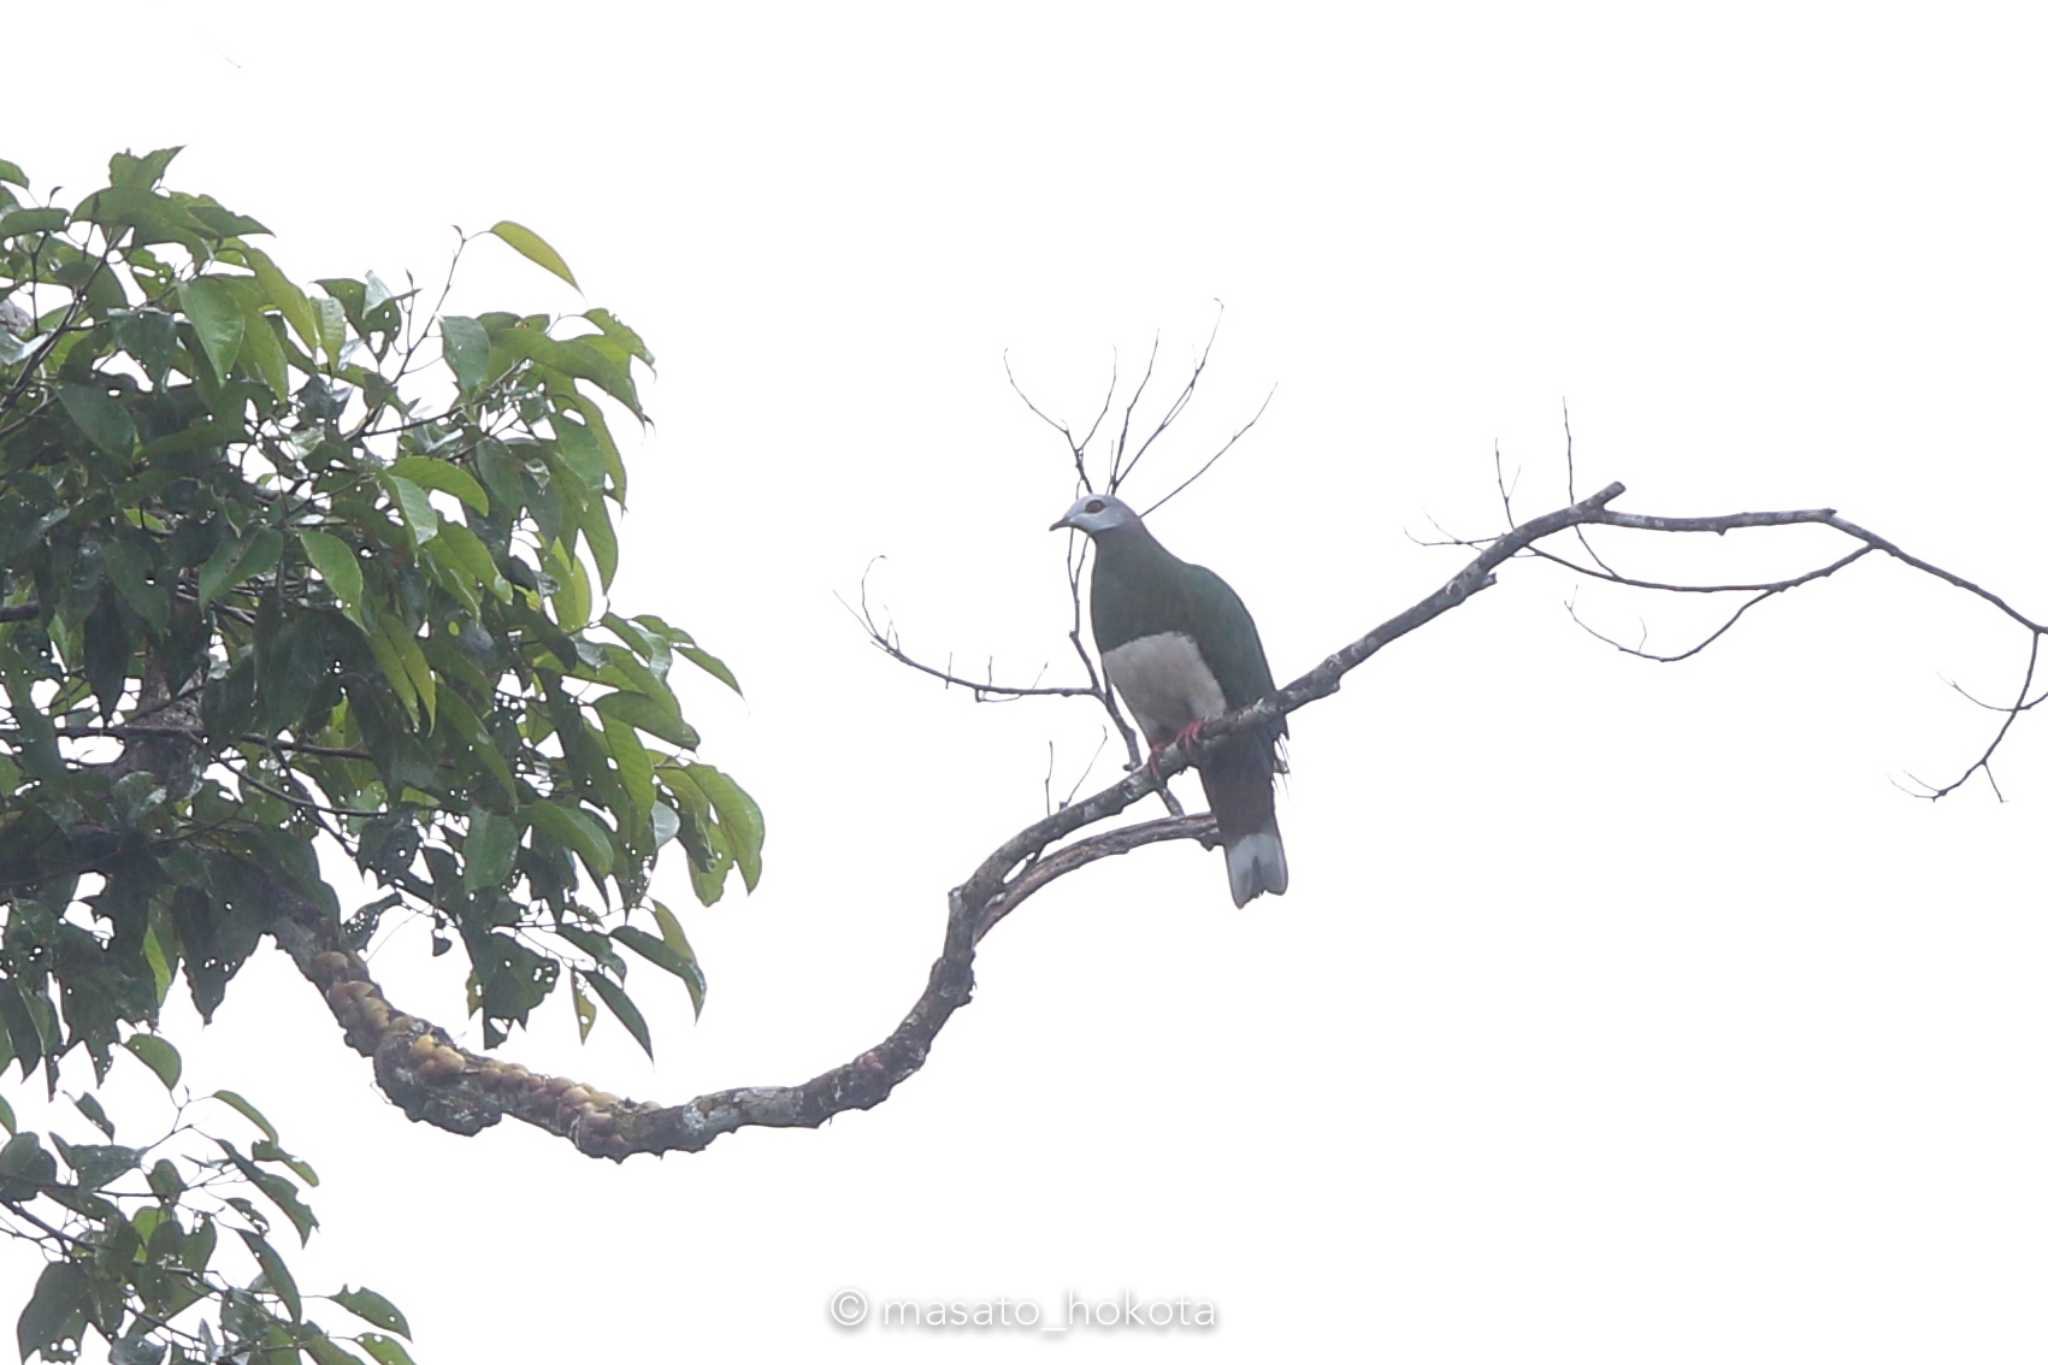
top-left (1048, 493), bottom-right (1141, 536)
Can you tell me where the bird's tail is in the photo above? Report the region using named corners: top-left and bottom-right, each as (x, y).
top-left (1199, 735), bottom-right (1288, 908)
top-left (1225, 828), bottom-right (1288, 908)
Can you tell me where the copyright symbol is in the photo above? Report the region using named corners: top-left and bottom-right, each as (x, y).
top-left (828, 1288), bottom-right (869, 1329)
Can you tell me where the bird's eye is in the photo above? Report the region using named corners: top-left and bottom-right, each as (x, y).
top-left (1085, 499), bottom-right (1105, 514)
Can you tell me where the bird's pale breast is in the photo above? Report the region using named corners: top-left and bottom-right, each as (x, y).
top-left (1102, 632), bottom-right (1228, 747)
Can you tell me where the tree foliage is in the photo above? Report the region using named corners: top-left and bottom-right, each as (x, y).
top-left (0, 148), bottom-right (760, 1362)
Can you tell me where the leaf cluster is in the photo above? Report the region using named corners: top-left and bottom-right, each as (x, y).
top-left (0, 148), bottom-right (763, 1360)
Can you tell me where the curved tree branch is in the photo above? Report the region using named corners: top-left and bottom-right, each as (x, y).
top-left (60, 474), bottom-right (2045, 1163)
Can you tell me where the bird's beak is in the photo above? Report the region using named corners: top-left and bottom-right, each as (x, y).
top-left (1048, 515), bottom-right (1074, 533)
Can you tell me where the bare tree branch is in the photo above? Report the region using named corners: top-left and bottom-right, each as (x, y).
top-left (838, 559), bottom-right (1097, 702)
top-left (1140, 383), bottom-right (1277, 519)
top-left (50, 472), bottom-right (2037, 1167)
top-left (1111, 303), bottom-right (1223, 492)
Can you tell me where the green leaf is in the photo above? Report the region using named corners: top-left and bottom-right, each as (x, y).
top-left (220, 1141), bottom-right (318, 1244)
top-left (580, 495), bottom-right (618, 591)
top-left (488, 220), bottom-right (579, 289)
top-left (57, 384), bottom-right (137, 462)
top-left (583, 307), bottom-right (654, 368)
top-left (73, 1093), bottom-right (115, 1139)
top-left (656, 764), bottom-right (732, 905)
top-left (581, 971), bottom-right (652, 1059)
top-left (548, 543), bottom-right (591, 633)
top-left (571, 976), bottom-right (597, 1041)
top-left (121, 1035), bottom-right (181, 1090)
top-left (527, 801), bottom-right (613, 881)
top-left (0, 1096), bottom-right (12, 1136)
top-left (247, 248), bottom-right (319, 353)
top-left (312, 296), bottom-right (346, 364)
top-left (239, 300), bottom-right (289, 400)
top-left (426, 524), bottom-right (511, 604)
top-left (110, 146), bottom-right (182, 189)
top-left (358, 1334), bottom-right (418, 1365)
top-left (298, 530), bottom-right (364, 612)
top-left (331, 1287), bottom-right (410, 1339)
top-left (197, 527), bottom-right (281, 608)
top-left (251, 1139), bottom-right (319, 1187)
top-left (16, 1261), bottom-right (88, 1359)
top-left (592, 690), bottom-right (698, 750)
top-left (238, 1228), bottom-right (302, 1321)
top-left (388, 457), bottom-right (488, 514)
top-left (463, 810), bottom-right (518, 891)
top-left (600, 714), bottom-right (655, 813)
top-left (210, 1089), bottom-right (279, 1143)
top-left (375, 614), bottom-right (435, 729)
top-left (441, 315), bottom-right (489, 391)
top-left (83, 593), bottom-right (131, 720)
top-left (382, 474), bottom-right (441, 547)
top-left (615, 922), bottom-right (705, 1018)
top-left (363, 620), bottom-right (418, 721)
top-left (679, 643), bottom-right (742, 696)
top-left (437, 689), bottom-right (515, 802)
top-left (689, 762), bottom-right (764, 892)
top-left (0, 207), bottom-right (68, 236)
top-left (180, 277), bottom-right (245, 378)
top-left (551, 417), bottom-right (607, 488)
top-left (0, 159), bottom-right (25, 188)
top-left (101, 537), bottom-right (167, 633)
top-left (304, 1333), bottom-right (365, 1365)
top-left (496, 326), bottom-right (643, 418)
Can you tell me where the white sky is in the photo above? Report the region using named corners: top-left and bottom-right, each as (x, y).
top-left (11, 2), bottom-right (2048, 1360)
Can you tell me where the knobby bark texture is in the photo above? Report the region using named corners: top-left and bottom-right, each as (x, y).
top-left (91, 478), bottom-right (2048, 1158)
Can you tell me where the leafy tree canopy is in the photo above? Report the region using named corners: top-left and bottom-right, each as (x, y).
top-left (0, 147), bottom-right (761, 1362)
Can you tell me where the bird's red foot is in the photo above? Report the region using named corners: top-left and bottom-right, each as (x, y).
top-left (1145, 722), bottom-right (1207, 781)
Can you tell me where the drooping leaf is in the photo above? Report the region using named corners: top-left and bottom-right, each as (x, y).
top-left (426, 523), bottom-right (510, 604)
top-left (246, 248), bottom-right (320, 353)
top-left (312, 295), bottom-right (346, 364)
top-left (592, 690), bottom-right (699, 750)
top-left (210, 1089), bottom-right (279, 1143)
top-left (678, 643), bottom-right (742, 695)
top-left (527, 801), bottom-right (613, 881)
top-left (298, 530), bottom-right (364, 612)
top-left (600, 714), bottom-right (655, 813)
top-left (237, 1229), bottom-right (302, 1321)
top-left (388, 457), bottom-right (488, 514)
top-left (238, 300), bottom-right (289, 400)
top-left (121, 1035), bottom-right (181, 1090)
top-left (180, 277), bottom-right (245, 379)
top-left (16, 1261), bottom-right (88, 1360)
top-left (581, 971), bottom-right (651, 1059)
top-left (487, 221), bottom-right (579, 289)
top-left (497, 326), bottom-right (643, 418)
top-left (614, 922), bottom-right (705, 1018)
top-left (580, 495), bottom-right (618, 591)
top-left (686, 763), bottom-right (764, 892)
top-left (382, 474), bottom-right (440, 547)
top-left (582, 308), bottom-right (654, 368)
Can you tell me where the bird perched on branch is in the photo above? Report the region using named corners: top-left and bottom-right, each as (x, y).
top-left (1050, 493), bottom-right (1288, 906)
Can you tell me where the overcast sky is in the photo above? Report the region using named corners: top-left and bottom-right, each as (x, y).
top-left (11, 3), bottom-right (2048, 1360)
